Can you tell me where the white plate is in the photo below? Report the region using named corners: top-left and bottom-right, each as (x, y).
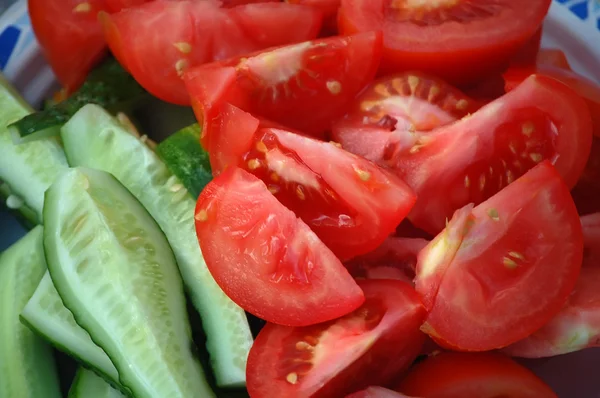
top-left (1, 1), bottom-right (599, 396)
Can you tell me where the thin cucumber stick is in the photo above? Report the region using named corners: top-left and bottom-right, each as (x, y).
top-left (61, 104), bottom-right (253, 387)
top-left (21, 272), bottom-right (120, 383)
top-left (44, 167), bottom-right (215, 398)
top-left (0, 226), bottom-right (61, 398)
top-left (0, 74), bottom-right (68, 222)
top-left (69, 368), bottom-right (125, 398)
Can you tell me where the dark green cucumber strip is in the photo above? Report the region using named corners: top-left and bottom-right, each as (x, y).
top-left (0, 182), bottom-right (38, 229)
top-left (8, 57), bottom-right (147, 144)
top-left (0, 74), bottom-right (68, 222)
top-left (61, 105), bottom-right (253, 388)
top-left (68, 368), bottom-right (125, 398)
top-left (155, 123), bottom-right (212, 198)
top-left (44, 167), bottom-right (215, 398)
top-left (0, 226), bottom-right (62, 398)
top-left (21, 272), bottom-right (120, 384)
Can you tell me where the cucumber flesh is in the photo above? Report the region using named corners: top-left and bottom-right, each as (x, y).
top-left (0, 73), bottom-right (68, 222)
top-left (0, 182), bottom-right (38, 229)
top-left (155, 123), bottom-right (212, 198)
top-left (0, 226), bottom-right (62, 398)
top-left (61, 104), bottom-right (253, 388)
top-left (21, 272), bottom-right (120, 383)
top-left (68, 368), bottom-right (125, 398)
top-left (44, 167), bottom-right (214, 398)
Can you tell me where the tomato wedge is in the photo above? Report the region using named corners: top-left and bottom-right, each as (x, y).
top-left (504, 65), bottom-right (600, 138)
top-left (582, 213), bottom-right (600, 254)
top-left (537, 49), bottom-right (572, 70)
top-left (204, 105), bottom-right (417, 261)
top-left (509, 27), bottom-right (543, 67)
top-left (414, 161), bottom-right (583, 351)
top-left (29, 0), bottom-right (108, 92)
top-left (104, 0), bottom-right (148, 12)
top-left (397, 352), bottom-right (557, 398)
top-left (285, 0), bottom-right (341, 34)
top-left (345, 237), bottom-right (429, 284)
top-left (331, 71), bottom-right (481, 163)
top-left (194, 167), bottom-right (364, 326)
top-left (101, 1), bottom-right (323, 105)
top-left (246, 279), bottom-right (426, 398)
top-left (346, 387), bottom-right (415, 398)
top-left (338, 0), bottom-right (551, 85)
top-left (385, 74), bottom-right (592, 234)
top-left (184, 31), bottom-right (383, 138)
top-left (571, 136), bottom-right (600, 215)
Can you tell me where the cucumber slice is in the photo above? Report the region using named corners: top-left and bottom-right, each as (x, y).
top-left (0, 226), bottom-right (62, 398)
top-left (0, 74), bottom-right (68, 222)
top-left (44, 167), bottom-right (215, 398)
top-left (21, 272), bottom-right (120, 383)
top-left (8, 57), bottom-right (147, 144)
top-left (61, 104), bottom-right (253, 388)
top-left (155, 123), bottom-right (212, 199)
top-left (68, 368), bottom-right (125, 398)
top-left (0, 182), bottom-right (38, 229)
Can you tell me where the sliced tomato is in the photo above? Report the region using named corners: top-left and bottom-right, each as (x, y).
top-left (195, 167), bottom-right (364, 326)
top-left (582, 213), bottom-right (600, 254)
top-left (397, 352), bottom-right (557, 398)
top-left (205, 105), bottom-right (417, 261)
top-left (331, 71), bottom-right (481, 163)
top-left (104, 0), bottom-right (149, 12)
top-left (509, 26), bottom-right (543, 67)
top-left (345, 237), bottom-right (429, 284)
top-left (414, 161), bottom-right (583, 351)
top-left (285, 0), bottom-right (341, 34)
top-left (571, 136), bottom-right (600, 215)
top-left (504, 65), bottom-right (600, 138)
top-left (385, 74), bottom-right (592, 234)
top-left (184, 31), bottom-right (383, 138)
top-left (346, 387), bottom-right (415, 398)
top-left (29, 0), bottom-right (108, 92)
top-left (338, 0), bottom-right (551, 85)
top-left (101, 1), bottom-right (323, 105)
top-left (246, 279), bottom-right (426, 398)
top-left (537, 49), bottom-right (572, 70)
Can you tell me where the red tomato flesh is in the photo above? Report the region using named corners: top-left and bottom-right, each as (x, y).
top-left (537, 48), bottom-right (572, 70)
top-left (194, 167), bottom-right (364, 326)
top-left (338, 0), bottom-right (551, 85)
top-left (387, 74), bottom-right (592, 234)
top-left (332, 71), bottom-right (482, 163)
top-left (29, 0), bottom-right (108, 92)
top-left (104, 0), bottom-right (148, 12)
top-left (415, 161), bottom-right (583, 351)
top-left (101, 1), bottom-right (323, 105)
top-left (184, 31), bottom-right (383, 138)
top-left (285, 0), bottom-right (341, 34)
top-left (571, 136), bottom-right (600, 215)
top-left (346, 387), bottom-right (415, 398)
top-left (246, 279), bottom-right (426, 398)
top-left (397, 352), bottom-right (557, 398)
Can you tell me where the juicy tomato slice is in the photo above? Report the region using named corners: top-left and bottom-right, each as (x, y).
top-left (104, 0), bottom-right (148, 12)
top-left (346, 387), bottom-right (415, 398)
top-left (396, 352), bottom-right (557, 398)
top-left (331, 71), bottom-right (481, 163)
top-left (537, 49), bottom-right (572, 70)
top-left (338, 0), bottom-right (551, 85)
top-left (246, 279), bottom-right (426, 398)
top-left (195, 167), bottom-right (364, 326)
top-left (29, 0), bottom-right (108, 92)
top-left (388, 74), bottom-right (593, 234)
top-left (571, 136), bottom-right (600, 215)
top-left (504, 65), bottom-right (600, 138)
top-left (208, 105), bottom-right (417, 261)
top-left (184, 31), bottom-right (383, 139)
top-left (582, 212), bottom-right (600, 254)
top-left (345, 237), bottom-right (429, 284)
top-left (285, 0), bottom-right (341, 34)
top-left (101, 1), bottom-right (323, 105)
top-left (509, 27), bottom-right (543, 67)
top-left (415, 161), bottom-right (583, 351)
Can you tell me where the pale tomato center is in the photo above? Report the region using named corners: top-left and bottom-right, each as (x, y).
top-left (239, 42), bottom-right (312, 87)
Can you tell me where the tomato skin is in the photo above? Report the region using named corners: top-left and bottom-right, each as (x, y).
top-left (195, 167), bottom-right (364, 327)
top-left (509, 27), bottom-right (542, 67)
top-left (346, 387), bottom-right (414, 398)
top-left (185, 31), bottom-right (383, 138)
top-left (338, 0), bottom-right (551, 85)
top-left (389, 74), bottom-right (592, 235)
top-left (104, 0), bottom-right (148, 12)
top-left (102, 1), bottom-right (323, 105)
top-left (246, 279), bottom-right (426, 398)
top-left (415, 161), bottom-right (583, 351)
top-left (396, 352), bottom-right (557, 398)
top-left (285, 0), bottom-right (340, 34)
top-left (29, 0), bottom-right (108, 92)
top-left (537, 49), bottom-right (572, 70)
top-left (571, 136), bottom-right (600, 215)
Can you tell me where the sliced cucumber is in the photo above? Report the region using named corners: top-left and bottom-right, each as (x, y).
top-left (0, 181), bottom-right (38, 229)
top-left (0, 226), bottom-right (61, 398)
top-left (44, 167), bottom-right (214, 398)
top-left (21, 272), bottom-right (120, 383)
top-left (8, 57), bottom-right (147, 144)
top-left (0, 73), bottom-right (68, 222)
top-left (61, 104), bottom-right (253, 388)
top-left (68, 368), bottom-right (125, 398)
top-left (155, 123), bottom-right (212, 198)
